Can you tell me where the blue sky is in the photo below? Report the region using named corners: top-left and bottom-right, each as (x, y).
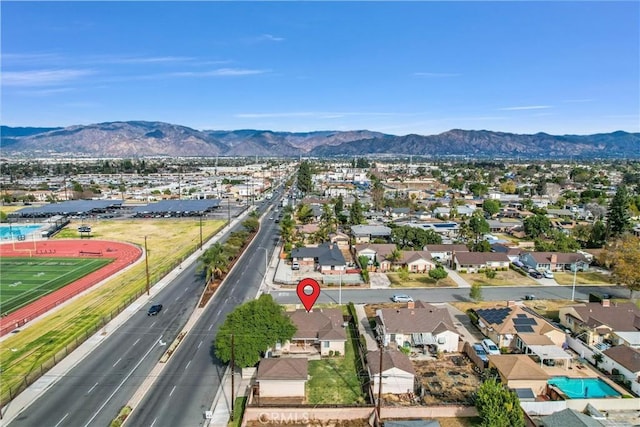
top-left (2, 1), bottom-right (638, 135)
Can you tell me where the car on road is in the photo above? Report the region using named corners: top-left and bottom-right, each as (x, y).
top-left (147, 304), bottom-right (163, 316)
top-left (481, 338), bottom-right (501, 355)
top-left (524, 294), bottom-right (536, 300)
top-left (391, 294), bottom-right (414, 303)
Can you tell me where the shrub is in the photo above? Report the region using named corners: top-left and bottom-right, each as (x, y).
top-left (328, 350), bottom-right (334, 357)
top-left (460, 269), bottom-right (467, 274)
top-left (334, 351), bottom-right (340, 357)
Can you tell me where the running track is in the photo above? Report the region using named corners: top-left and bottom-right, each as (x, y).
top-left (0, 239), bottom-right (142, 337)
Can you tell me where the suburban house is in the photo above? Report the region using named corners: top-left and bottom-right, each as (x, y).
top-left (490, 242), bottom-right (523, 262)
top-left (367, 349), bottom-right (417, 395)
top-left (474, 304), bottom-right (565, 350)
top-left (290, 242), bottom-right (347, 274)
top-left (423, 244), bottom-right (468, 263)
top-left (488, 354), bottom-right (550, 395)
top-left (376, 301), bottom-right (459, 353)
top-left (329, 231), bottom-right (351, 249)
top-left (486, 219), bottom-right (523, 233)
top-left (396, 250), bottom-right (436, 273)
top-left (535, 408), bottom-right (605, 427)
top-left (280, 308), bottom-right (347, 357)
top-left (256, 358), bottom-right (308, 399)
top-left (354, 243), bottom-right (397, 269)
top-left (351, 224), bottom-right (392, 243)
top-left (453, 251), bottom-right (510, 273)
top-left (519, 251), bottom-right (590, 272)
top-left (559, 301), bottom-right (640, 347)
top-left (601, 345), bottom-right (640, 396)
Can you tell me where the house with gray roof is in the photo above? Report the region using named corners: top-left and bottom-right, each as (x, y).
top-left (519, 251), bottom-right (590, 272)
top-left (375, 301), bottom-right (459, 352)
top-left (351, 224), bottom-right (392, 243)
top-left (559, 300), bottom-right (640, 346)
top-left (453, 251), bottom-right (510, 273)
top-left (290, 242), bottom-right (346, 274)
top-left (535, 408), bottom-right (604, 427)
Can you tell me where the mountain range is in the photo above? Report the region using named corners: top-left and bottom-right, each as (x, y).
top-left (2, 121), bottom-right (639, 159)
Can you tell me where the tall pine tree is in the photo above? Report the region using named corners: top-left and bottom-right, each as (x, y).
top-left (607, 185), bottom-right (631, 238)
top-left (297, 161), bottom-right (312, 194)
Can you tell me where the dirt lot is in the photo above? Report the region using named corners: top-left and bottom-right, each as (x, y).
top-left (414, 354), bottom-right (481, 406)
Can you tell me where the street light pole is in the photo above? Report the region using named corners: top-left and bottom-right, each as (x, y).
top-left (571, 263), bottom-right (577, 301)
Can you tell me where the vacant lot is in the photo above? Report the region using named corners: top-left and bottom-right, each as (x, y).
top-left (0, 218), bottom-right (224, 404)
top-left (0, 257), bottom-right (112, 314)
top-left (554, 271), bottom-right (614, 285)
top-left (459, 269), bottom-right (537, 286)
top-left (387, 273), bottom-right (457, 288)
top-left (414, 355), bottom-right (481, 406)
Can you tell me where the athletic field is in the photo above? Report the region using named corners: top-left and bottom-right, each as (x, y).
top-left (0, 257), bottom-right (113, 315)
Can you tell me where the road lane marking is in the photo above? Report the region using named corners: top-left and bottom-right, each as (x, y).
top-left (197, 340), bottom-right (203, 349)
top-left (216, 309), bottom-right (221, 316)
top-left (82, 334), bottom-right (162, 427)
top-left (150, 417), bottom-right (158, 427)
top-left (87, 382), bottom-right (99, 394)
top-left (150, 321), bottom-right (156, 328)
top-left (185, 360), bottom-right (191, 370)
top-left (208, 324), bottom-right (213, 331)
top-left (54, 413), bottom-right (69, 427)
top-left (169, 385), bottom-right (177, 397)
top-left (175, 296), bottom-right (180, 301)
top-left (133, 338), bottom-right (140, 346)
top-left (112, 357), bottom-right (122, 368)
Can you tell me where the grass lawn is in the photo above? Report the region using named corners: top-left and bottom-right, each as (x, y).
top-left (387, 273), bottom-right (457, 288)
top-left (459, 270), bottom-right (538, 286)
top-left (0, 219), bottom-right (225, 404)
top-left (553, 271), bottom-right (614, 285)
top-left (0, 205), bottom-right (28, 215)
top-left (0, 257), bottom-right (113, 315)
top-left (306, 326), bottom-right (366, 404)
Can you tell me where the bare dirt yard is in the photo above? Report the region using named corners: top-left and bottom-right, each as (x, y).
top-left (414, 355), bottom-right (481, 406)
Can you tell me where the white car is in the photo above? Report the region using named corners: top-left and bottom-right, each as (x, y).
top-left (391, 294), bottom-right (414, 303)
top-left (543, 270), bottom-right (554, 279)
top-left (481, 338), bottom-right (500, 355)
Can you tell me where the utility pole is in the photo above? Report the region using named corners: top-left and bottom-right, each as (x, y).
top-left (227, 197), bottom-right (231, 226)
top-left (144, 236), bottom-right (150, 296)
top-left (377, 343), bottom-right (384, 425)
top-left (230, 334), bottom-right (235, 421)
top-left (199, 214), bottom-right (203, 250)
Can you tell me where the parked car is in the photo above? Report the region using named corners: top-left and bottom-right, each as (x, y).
top-left (529, 270), bottom-right (543, 279)
top-left (473, 343), bottom-right (489, 364)
top-left (543, 270), bottom-right (554, 279)
top-left (391, 294), bottom-right (414, 303)
top-left (147, 304), bottom-right (163, 316)
top-left (481, 338), bottom-right (501, 355)
top-left (291, 261), bottom-right (300, 270)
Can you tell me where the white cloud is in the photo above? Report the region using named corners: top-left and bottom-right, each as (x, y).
top-left (2, 69), bottom-right (95, 87)
top-left (499, 105), bottom-right (552, 111)
top-left (91, 55), bottom-right (195, 64)
top-left (17, 87), bottom-right (75, 97)
top-left (257, 34), bottom-right (285, 42)
top-left (168, 68), bottom-right (269, 77)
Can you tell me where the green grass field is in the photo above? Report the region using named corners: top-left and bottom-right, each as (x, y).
top-left (0, 257), bottom-right (113, 315)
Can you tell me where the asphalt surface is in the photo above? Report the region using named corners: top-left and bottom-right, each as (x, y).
top-left (125, 201), bottom-right (282, 426)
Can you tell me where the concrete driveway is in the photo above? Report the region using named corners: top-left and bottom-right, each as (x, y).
top-left (369, 272), bottom-right (391, 289)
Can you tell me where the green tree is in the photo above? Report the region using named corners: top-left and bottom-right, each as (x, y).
top-left (319, 203), bottom-right (336, 239)
top-left (428, 266), bottom-right (448, 283)
top-left (358, 255), bottom-right (371, 270)
top-left (333, 194), bottom-right (344, 217)
top-left (470, 283), bottom-right (483, 301)
top-left (606, 185), bottom-right (631, 238)
top-left (482, 199), bottom-right (501, 217)
top-left (296, 203), bottom-right (314, 224)
top-left (0, 211), bottom-right (7, 222)
top-left (242, 217), bottom-right (260, 233)
top-left (523, 214), bottom-right (551, 239)
top-left (469, 212), bottom-right (490, 247)
top-left (349, 196), bottom-right (365, 225)
top-left (587, 220), bottom-right (607, 248)
top-left (371, 179), bottom-right (385, 211)
top-left (475, 378), bottom-right (524, 427)
top-left (214, 294), bottom-right (296, 368)
top-left (199, 242), bottom-right (228, 282)
top-left (297, 161), bottom-right (313, 194)
top-left (468, 182), bottom-right (488, 197)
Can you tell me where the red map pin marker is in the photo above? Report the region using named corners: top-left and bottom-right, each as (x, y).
top-left (296, 278), bottom-right (320, 312)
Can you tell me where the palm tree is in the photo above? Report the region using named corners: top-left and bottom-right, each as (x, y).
top-left (199, 242), bottom-right (227, 283)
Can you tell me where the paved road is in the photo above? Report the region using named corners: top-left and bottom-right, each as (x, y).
top-left (270, 284), bottom-right (627, 305)
top-left (125, 197), bottom-right (282, 426)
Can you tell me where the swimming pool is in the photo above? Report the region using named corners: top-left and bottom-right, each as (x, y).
top-left (0, 224), bottom-right (43, 240)
top-left (548, 377), bottom-right (621, 398)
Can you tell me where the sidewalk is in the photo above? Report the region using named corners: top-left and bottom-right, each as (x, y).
top-left (207, 367), bottom-right (253, 426)
top-left (354, 304), bottom-right (379, 351)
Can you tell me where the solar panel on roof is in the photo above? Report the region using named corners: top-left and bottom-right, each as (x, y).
top-left (514, 325), bottom-right (534, 333)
